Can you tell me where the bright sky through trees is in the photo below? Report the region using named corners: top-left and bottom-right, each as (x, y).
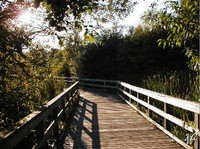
top-left (18, 11), bottom-right (32, 24)
top-left (120, 0), bottom-right (165, 26)
top-left (17, 0), bottom-right (165, 49)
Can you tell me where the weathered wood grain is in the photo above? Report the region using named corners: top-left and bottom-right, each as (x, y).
top-left (57, 90), bottom-right (183, 149)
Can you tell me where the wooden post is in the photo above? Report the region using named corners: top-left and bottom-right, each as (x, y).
top-left (129, 89), bottom-right (131, 103)
top-left (61, 97), bottom-right (66, 121)
top-left (53, 108), bottom-right (58, 137)
top-left (137, 92), bottom-right (140, 109)
top-left (164, 102), bottom-right (167, 130)
top-left (72, 89), bottom-right (76, 103)
top-left (35, 120), bottom-right (49, 149)
top-left (68, 91), bottom-right (71, 102)
top-left (123, 86), bottom-right (126, 101)
top-left (147, 96), bottom-right (151, 117)
top-left (194, 112), bottom-right (200, 149)
top-left (36, 121), bottom-right (44, 141)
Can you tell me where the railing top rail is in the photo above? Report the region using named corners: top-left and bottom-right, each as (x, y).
top-left (66, 77), bottom-right (117, 83)
top-left (117, 81), bottom-right (200, 114)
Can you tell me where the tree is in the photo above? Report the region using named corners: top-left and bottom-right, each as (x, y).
top-left (0, 1), bottom-right (65, 131)
top-left (33, 0), bottom-right (137, 38)
top-left (143, 0), bottom-right (199, 71)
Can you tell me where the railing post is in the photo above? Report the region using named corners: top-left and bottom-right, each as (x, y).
top-left (194, 112), bottom-right (200, 149)
top-left (147, 96), bottom-right (151, 117)
top-left (129, 89), bottom-right (131, 103)
top-left (164, 102), bottom-right (168, 130)
top-left (61, 97), bottom-right (66, 121)
top-left (36, 120), bottom-right (45, 142)
top-left (123, 86), bottom-right (125, 99)
top-left (53, 108), bottom-right (58, 137)
top-left (116, 81), bottom-right (120, 95)
top-left (137, 92), bottom-right (140, 108)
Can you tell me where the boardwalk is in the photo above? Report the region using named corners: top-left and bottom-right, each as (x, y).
top-left (57, 89), bottom-right (183, 149)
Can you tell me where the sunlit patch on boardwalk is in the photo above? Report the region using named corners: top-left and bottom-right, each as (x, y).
top-left (57, 90), bottom-right (183, 149)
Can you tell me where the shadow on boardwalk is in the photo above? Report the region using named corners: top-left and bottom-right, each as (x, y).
top-left (57, 96), bottom-right (101, 149)
top-left (56, 90), bottom-right (182, 149)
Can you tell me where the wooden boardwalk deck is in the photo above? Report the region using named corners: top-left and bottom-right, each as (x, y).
top-left (57, 90), bottom-right (183, 149)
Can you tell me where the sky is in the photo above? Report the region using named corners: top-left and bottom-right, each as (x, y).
top-left (120, 0), bottom-right (165, 27)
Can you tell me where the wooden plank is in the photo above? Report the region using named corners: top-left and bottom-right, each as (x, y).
top-left (55, 78), bottom-right (199, 148)
top-left (57, 90), bottom-right (183, 149)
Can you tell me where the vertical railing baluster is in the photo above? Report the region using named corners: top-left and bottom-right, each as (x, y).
top-left (137, 92), bottom-right (139, 108)
top-left (194, 112), bottom-right (200, 149)
top-left (164, 102), bottom-right (167, 130)
top-left (36, 120), bottom-right (45, 142)
top-left (124, 86), bottom-right (126, 101)
top-left (53, 107), bottom-right (58, 138)
top-left (147, 96), bottom-right (151, 118)
top-left (61, 96), bottom-right (66, 121)
top-left (116, 82), bottom-right (119, 95)
top-left (129, 89), bottom-right (131, 103)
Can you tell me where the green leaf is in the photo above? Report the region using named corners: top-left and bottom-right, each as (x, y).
top-left (88, 9), bottom-right (92, 14)
top-left (59, 40), bottom-right (64, 47)
top-left (88, 33), bottom-right (95, 42)
top-left (163, 41), bottom-right (166, 49)
top-left (158, 41), bottom-right (162, 47)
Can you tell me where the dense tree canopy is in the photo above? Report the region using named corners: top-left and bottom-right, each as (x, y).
top-left (78, 27), bottom-right (189, 85)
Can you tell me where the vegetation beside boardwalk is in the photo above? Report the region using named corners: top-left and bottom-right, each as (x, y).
top-left (0, 0), bottom-right (199, 146)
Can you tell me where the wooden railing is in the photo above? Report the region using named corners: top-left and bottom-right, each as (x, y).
top-left (0, 81), bottom-right (79, 149)
top-left (117, 81), bottom-right (200, 149)
top-left (0, 77), bottom-right (199, 149)
top-left (65, 77), bottom-right (117, 90)
top-left (65, 78), bottom-right (200, 149)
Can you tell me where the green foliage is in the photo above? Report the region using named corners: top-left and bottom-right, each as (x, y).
top-left (0, 2), bottom-right (66, 129)
top-left (78, 23), bottom-right (199, 102)
top-left (79, 33), bottom-right (122, 79)
top-left (0, 46), bottom-right (65, 131)
top-left (143, 0), bottom-right (199, 71)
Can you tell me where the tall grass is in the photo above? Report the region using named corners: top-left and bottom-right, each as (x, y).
top-left (143, 70), bottom-right (199, 101)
